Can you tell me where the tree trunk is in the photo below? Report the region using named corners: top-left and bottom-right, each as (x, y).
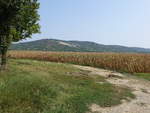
top-left (0, 47), bottom-right (7, 70)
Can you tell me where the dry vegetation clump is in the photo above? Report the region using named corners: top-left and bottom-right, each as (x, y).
top-left (9, 51), bottom-right (150, 73)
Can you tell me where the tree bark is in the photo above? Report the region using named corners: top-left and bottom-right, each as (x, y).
top-left (0, 47), bottom-right (7, 70)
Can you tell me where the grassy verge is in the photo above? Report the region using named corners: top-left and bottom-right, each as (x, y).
top-left (0, 59), bottom-right (134, 113)
top-left (134, 73), bottom-right (150, 81)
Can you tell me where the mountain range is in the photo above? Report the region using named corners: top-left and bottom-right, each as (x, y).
top-left (10, 39), bottom-right (150, 53)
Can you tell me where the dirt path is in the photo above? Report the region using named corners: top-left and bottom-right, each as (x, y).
top-left (74, 65), bottom-right (150, 113)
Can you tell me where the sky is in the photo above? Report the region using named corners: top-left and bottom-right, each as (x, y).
top-left (27, 0), bottom-right (150, 48)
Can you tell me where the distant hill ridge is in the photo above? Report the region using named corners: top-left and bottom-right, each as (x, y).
top-left (10, 39), bottom-right (150, 53)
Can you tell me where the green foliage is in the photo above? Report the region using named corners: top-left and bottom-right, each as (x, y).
top-left (0, 0), bottom-right (40, 43)
top-left (134, 73), bottom-right (150, 81)
top-left (12, 0), bottom-right (40, 41)
top-left (0, 59), bottom-right (135, 113)
top-left (0, 0), bottom-right (40, 67)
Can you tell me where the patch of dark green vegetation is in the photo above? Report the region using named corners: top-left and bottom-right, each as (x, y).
top-left (0, 59), bottom-right (135, 113)
top-left (134, 73), bottom-right (150, 81)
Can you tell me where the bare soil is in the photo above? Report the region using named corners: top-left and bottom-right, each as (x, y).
top-left (74, 65), bottom-right (150, 113)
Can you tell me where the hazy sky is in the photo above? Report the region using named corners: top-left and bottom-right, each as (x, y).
top-left (28, 0), bottom-right (150, 48)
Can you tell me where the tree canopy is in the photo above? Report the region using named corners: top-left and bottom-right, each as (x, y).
top-left (0, 0), bottom-right (40, 41)
top-left (0, 0), bottom-right (40, 69)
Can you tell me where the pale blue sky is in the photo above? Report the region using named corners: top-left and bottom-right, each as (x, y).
top-left (29, 0), bottom-right (150, 48)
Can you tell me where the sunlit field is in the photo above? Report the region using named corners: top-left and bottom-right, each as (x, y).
top-left (9, 51), bottom-right (150, 73)
top-left (0, 59), bottom-right (134, 113)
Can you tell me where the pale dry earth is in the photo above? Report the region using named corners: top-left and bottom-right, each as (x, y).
top-left (74, 65), bottom-right (150, 113)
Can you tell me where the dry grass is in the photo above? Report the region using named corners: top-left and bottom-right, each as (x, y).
top-left (9, 51), bottom-right (150, 73)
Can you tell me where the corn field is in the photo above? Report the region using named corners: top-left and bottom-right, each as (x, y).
top-left (9, 51), bottom-right (150, 73)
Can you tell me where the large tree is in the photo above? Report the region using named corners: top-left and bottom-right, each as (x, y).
top-left (0, 0), bottom-right (40, 69)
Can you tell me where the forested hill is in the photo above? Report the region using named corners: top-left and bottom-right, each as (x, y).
top-left (10, 39), bottom-right (150, 53)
